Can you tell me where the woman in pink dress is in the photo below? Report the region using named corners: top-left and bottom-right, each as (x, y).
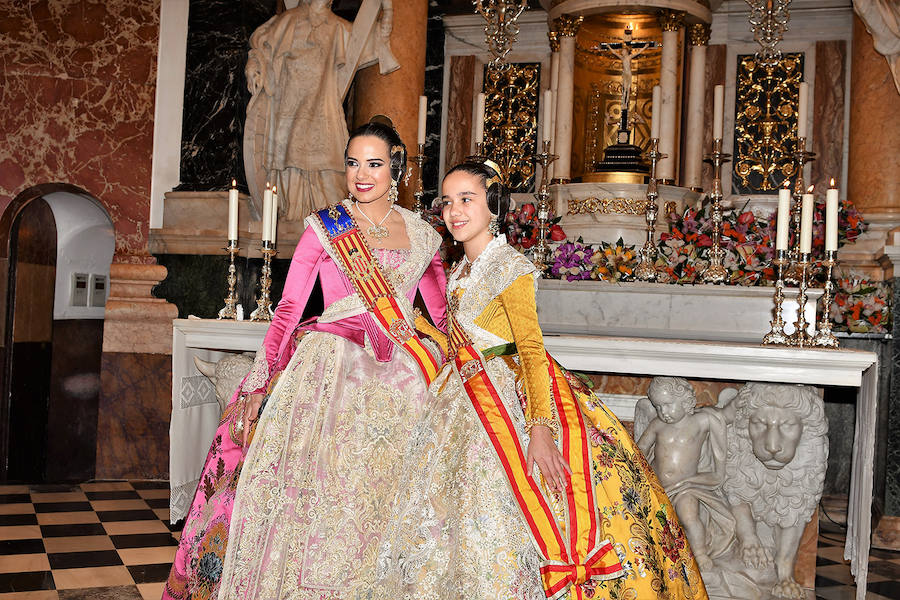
top-left (163, 118), bottom-right (447, 599)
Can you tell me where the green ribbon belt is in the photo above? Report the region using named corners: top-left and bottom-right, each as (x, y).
top-left (481, 342), bottom-right (517, 357)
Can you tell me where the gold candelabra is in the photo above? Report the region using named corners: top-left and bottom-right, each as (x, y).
top-left (250, 240), bottom-right (276, 322)
top-left (761, 249), bottom-right (790, 345)
top-left (700, 138), bottom-right (731, 283)
top-left (217, 240), bottom-right (240, 320)
top-left (788, 252), bottom-right (812, 347)
top-left (413, 143), bottom-right (427, 215)
top-left (812, 250), bottom-right (840, 348)
top-left (467, 141), bottom-right (488, 163)
top-left (786, 137), bottom-right (816, 284)
top-left (531, 140), bottom-right (559, 270)
top-left (635, 138), bottom-right (664, 281)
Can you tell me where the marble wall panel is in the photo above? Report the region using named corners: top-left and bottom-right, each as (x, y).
top-left (887, 277), bottom-right (900, 516)
top-left (701, 44), bottom-right (726, 193)
top-left (177, 0), bottom-right (276, 192)
top-left (0, 0), bottom-right (160, 263)
top-left (96, 352), bottom-right (172, 479)
top-left (423, 12), bottom-right (446, 199)
top-left (445, 55), bottom-right (477, 174)
top-left (811, 41), bottom-right (846, 191)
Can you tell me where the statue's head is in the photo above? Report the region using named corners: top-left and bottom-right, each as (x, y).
top-left (648, 377), bottom-right (696, 423)
top-left (739, 384), bottom-right (827, 471)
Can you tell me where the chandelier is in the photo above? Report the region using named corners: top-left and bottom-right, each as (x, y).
top-left (474, 0), bottom-right (529, 67)
top-left (746, 0), bottom-right (792, 65)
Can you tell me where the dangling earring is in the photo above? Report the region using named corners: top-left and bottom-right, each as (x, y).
top-left (488, 214), bottom-right (500, 237)
top-left (346, 190), bottom-right (354, 203)
top-left (389, 179), bottom-right (399, 205)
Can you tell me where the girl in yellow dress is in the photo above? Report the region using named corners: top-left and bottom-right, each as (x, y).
top-left (365, 160), bottom-right (709, 600)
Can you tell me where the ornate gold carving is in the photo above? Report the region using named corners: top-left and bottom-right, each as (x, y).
top-left (554, 15), bottom-right (583, 37)
top-left (658, 10), bottom-right (686, 32)
top-left (733, 53), bottom-right (804, 193)
top-left (482, 62), bottom-right (540, 192)
top-left (567, 196), bottom-right (650, 215)
top-left (548, 30), bottom-right (560, 52)
top-left (689, 23), bottom-right (711, 46)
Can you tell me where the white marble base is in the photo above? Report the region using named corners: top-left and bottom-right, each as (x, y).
top-left (551, 182), bottom-right (703, 246)
top-left (536, 279), bottom-right (824, 344)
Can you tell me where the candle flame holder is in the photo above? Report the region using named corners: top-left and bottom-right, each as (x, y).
top-left (789, 252), bottom-right (812, 347)
top-left (762, 249), bottom-right (790, 345)
top-left (635, 138), bottom-right (664, 281)
top-left (250, 240), bottom-right (276, 322)
top-left (531, 139), bottom-right (559, 270)
top-left (700, 138), bottom-right (731, 284)
top-left (812, 250), bottom-right (840, 348)
top-left (413, 143), bottom-right (427, 215)
top-left (785, 137), bottom-right (816, 285)
top-left (466, 141), bottom-right (489, 163)
top-left (217, 240), bottom-right (240, 320)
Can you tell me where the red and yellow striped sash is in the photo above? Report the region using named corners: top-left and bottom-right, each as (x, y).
top-left (450, 320), bottom-right (622, 599)
top-left (316, 206), bottom-right (440, 385)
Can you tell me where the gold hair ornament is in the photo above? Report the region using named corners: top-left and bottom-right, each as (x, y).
top-left (482, 158), bottom-right (503, 188)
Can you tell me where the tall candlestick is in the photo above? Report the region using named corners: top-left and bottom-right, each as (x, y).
top-left (799, 185), bottom-right (814, 254)
top-left (713, 84), bottom-right (724, 140)
top-left (542, 89), bottom-right (553, 143)
top-left (270, 186), bottom-right (278, 245)
top-left (650, 85), bottom-right (661, 139)
top-left (797, 82), bottom-right (809, 140)
top-left (228, 179), bottom-right (238, 241)
top-left (825, 179), bottom-right (839, 252)
top-left (417, 95), bottom-right (427, 146)
top-left (474, 93), bottom-right (486, 145)
top-left (776, 184), bottom-right (791, 251)
top-left (262, 183), bottom-right (273, 242)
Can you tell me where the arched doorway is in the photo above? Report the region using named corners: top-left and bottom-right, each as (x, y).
top-left (0, 184), bottom-right (115, 482)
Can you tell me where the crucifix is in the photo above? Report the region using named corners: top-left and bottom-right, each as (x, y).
top-left (595, 26), bottom-right (658, 144)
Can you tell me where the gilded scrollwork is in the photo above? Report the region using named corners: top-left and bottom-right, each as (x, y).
top-left (567, 196), bottom-right (650, 215)
top-left (732, 53), bottom-right (804, 193)
top-left (482, 62), bottom-right (540, 193)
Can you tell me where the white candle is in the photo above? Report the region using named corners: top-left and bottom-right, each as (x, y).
top-left (713, 84), bottom-right (724, 140)
top-left (650, 85), bottom-right (661, 139)
top-left (271, 186), bottom-right (279, 245)
top-left (262, 183), bottom-right (273, 242)
top-left (417, 95), bottom-right (427, 146)
top-left (228, 179), bottom-right (239, 241)
top-left (799, 186), bottom-right (814, 254)
top-left (474, 93), bottom-right (485, 145)
top-left (826, 179), bottom-right (839, 252)
top-left (776, 185), bottom-right (791, 251)
top-left (797, 82), bottom-right (808, 140)
top-left (542, 89), bottom-right (553, 143)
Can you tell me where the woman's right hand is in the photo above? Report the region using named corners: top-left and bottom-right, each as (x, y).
top-left (242, 393), bottom-right (265, 446)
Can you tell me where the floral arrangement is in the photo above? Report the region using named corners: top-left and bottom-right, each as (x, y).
top-left (544, 196), bottom-right (890, 334)
top-left (505, 203), bottom-right (566, 251)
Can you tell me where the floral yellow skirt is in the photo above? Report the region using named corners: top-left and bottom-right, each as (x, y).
top-left (363, 354), bottom-right (708, 600)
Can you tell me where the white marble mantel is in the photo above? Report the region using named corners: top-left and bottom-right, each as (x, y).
top-left (544, 333), bottom-right (877, 600)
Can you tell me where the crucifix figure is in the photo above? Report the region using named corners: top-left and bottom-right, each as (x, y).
top-left (596, 26), bottom-right (658, 141)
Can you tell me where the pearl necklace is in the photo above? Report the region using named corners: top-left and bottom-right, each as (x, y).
top-left (355, 203), bottom-right (393, 240)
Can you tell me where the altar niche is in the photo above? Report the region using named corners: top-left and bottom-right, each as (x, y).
top-left (0, 184), bottom-right (114, 483)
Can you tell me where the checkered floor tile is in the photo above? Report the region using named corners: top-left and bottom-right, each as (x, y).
top-left (2, 481), bottom-right (899, 599)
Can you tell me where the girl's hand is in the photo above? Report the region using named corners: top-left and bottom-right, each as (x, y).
top-left (242, 393), bottom-right (265, 446)
top-left (526, 424), bottom-right (572, 493)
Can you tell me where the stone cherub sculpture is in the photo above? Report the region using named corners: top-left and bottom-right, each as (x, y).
top-left (244, 0), bottom-right (399, 222)
top-left (193, 353), bottom-right (255, 415)
top-left (723, 383), bottom-right (828, 600)
top-left (636, 377), bottom-right (736, 571)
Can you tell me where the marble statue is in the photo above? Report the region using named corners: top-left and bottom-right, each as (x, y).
top-left (244, 0), bottom-right (398, 222)
top-left (193, 353), bottom-right (255, 414)
top-left (722, 383), bottom-right (828, 599)
top-left (854, 0), bottom-right (900, 94)
top-left (636, 377), bottom-right (736, 571)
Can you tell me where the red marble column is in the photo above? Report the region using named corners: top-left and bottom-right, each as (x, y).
top-left (353, 0), bottom-right (428, 209)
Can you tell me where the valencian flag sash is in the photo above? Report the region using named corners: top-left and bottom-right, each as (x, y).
top-left (449, 317), bottom-right (623, 599)
top-left (315, 204), bottom-right (440, 385)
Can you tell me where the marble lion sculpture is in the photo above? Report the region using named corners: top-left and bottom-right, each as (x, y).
top-left (723, 382), bottom-right (828, 600)
top-left (193, 353), bottom-right (255, 414)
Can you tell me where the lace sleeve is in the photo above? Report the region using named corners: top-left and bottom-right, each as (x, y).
top-left (240, 343), bottom-right (270, 395)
